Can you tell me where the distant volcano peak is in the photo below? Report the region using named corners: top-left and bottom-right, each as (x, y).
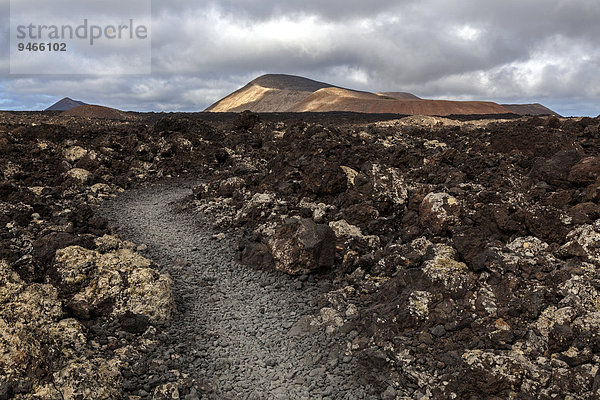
top-left (249, 74), bottom-right (333, 91)
top-left (45, 97), bottom-right (88, 112)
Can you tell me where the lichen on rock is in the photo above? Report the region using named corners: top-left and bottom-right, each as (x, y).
top-left (53, 241), bottom-right (174, 323)
top-left (419, 192), bottom-right (461, 234)
top-left (421, 244), bottom-right (471, 293)
top-left (66, 168), bottom-right (91, 183)
top-left (408, 290), bottom-right (433, 319)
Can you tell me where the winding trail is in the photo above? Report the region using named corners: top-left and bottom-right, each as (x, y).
top-left (101, 183), bottom-right (378, 400)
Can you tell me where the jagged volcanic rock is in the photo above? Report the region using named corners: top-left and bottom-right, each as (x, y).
top-left (267, 218), bottom-right (336, 275)
top-left (2, 110), bottom-right (600, 398)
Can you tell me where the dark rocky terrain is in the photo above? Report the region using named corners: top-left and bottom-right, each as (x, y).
top-left (1, 110), bottom-right (600, 399)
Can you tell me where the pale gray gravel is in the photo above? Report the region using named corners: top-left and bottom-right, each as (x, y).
top-left (100, 181), bottom-right (379, 400)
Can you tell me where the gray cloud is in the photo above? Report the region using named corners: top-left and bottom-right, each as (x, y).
top-left (152, 0), bottom-right (414, 21)
top-left (0, 0), bottom-right (598, 115)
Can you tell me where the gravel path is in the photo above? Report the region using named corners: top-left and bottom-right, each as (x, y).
top-left (100, 182), bottom-right (379, 400)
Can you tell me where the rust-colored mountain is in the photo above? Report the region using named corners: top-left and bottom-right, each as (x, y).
top-left (206, 74), bottom-right (523, 116)
top-left (60, 105), bottom-right (133, 120)
top-left (288, 87), bottom-right (509, 114)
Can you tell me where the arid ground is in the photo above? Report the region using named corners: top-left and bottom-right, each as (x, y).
top-left (1, 110), bottom-right (600, 399)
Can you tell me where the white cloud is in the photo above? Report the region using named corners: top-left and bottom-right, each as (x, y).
top-left (454, 25), bottom-right (482, 42)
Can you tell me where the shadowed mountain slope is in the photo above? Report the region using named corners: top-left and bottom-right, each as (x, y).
top-left (45, 97), bottom-right (87, 111)
top-left (502, 103), bottom-right (561, 117)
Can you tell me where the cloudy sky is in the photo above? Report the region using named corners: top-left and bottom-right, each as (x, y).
top-left (1, 0), bottom-right (599, 116)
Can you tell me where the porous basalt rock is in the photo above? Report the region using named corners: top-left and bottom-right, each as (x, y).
top-left (569, 156), bottom-right (600, 184)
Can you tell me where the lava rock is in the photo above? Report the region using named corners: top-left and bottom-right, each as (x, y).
top-left (237, 241), bottom-right (274, 268)
top-left (119, 311), bottom-right (150, 334)
top-left (529, 150), bottom-right (581, 186)
top-left (569, 156), bottom-right (600, 184)
top-left (33, 232), bottom-right (80, 265)
top-left (300, 159), bottom-right (347, 195)
top-left (267, 218), bottom-right (336, 275)
top-left (419, 192), bottom-right (461, 234)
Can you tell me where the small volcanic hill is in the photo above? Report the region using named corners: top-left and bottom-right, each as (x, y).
top-left (206, 74), bottom-right (518, 116)
top-left (45, 97), bottom-right (87, 111)
top-left (502, 103), bottom-right (561, 117)
top-left (60, 105), bottom-right (132, 120)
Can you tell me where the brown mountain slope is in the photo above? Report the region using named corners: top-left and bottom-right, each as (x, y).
top-left (290, 87), bottom-right (511, 115)
top-left (206, 74), bottom-right (515, 115)
top-left (289, 87), bottom-right (387, 111)
top-left (502, 103), bottom-right (561, 117)
top-left (60, 105), bottom-right (133, 120)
